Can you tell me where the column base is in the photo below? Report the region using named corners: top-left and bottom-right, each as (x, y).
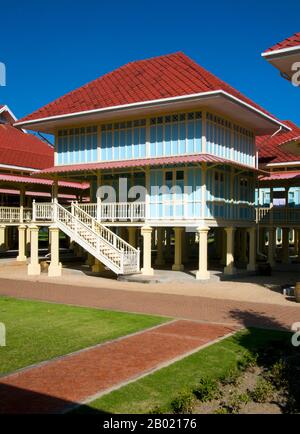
top-left (172, 264), bottom-right (184, 271)
top-left (48, 262), bottom-right (62, 277)
top-left (141, 267), bottom-right (154, 276)
top-left (247, 264), bottom-right (257, 272)
top-left (16, 255), bottom-right (27, 262)
top-left (196, 270), bottom-right (210, 280)
top-left (155, 257), bottom-right (165, 266)
top-left (92, 261), bottom-right (105, 273)
top-left (28, 263), bottom-right (41, 276)
top-left (224, 265), bottom-right (237, 275)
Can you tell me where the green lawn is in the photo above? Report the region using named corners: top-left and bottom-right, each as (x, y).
top-left (0, 296), bottom-right (168, 376)
top-left (77, 328), bottom-right (291, 414)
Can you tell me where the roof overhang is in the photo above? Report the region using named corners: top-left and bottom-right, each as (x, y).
top-left (31, 153), bottom-right (265, 183)
top-left (280, 137), bottom-right (300, 156)
top-left (262, 46), bottom-right (300, 80)
top-left (258, 170), bottom-right (300, 187)
top-left (0, 173), bottom-right (89, 191)
top-left (14, 91), bottom-right (290, 135)
top-left (0, 188), bottom-right (79, 200)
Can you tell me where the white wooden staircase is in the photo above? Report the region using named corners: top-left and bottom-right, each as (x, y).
top-left (35, 202), bottom-right (140, 275)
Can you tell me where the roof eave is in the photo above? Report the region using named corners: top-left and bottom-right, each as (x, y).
top-left (14, 91), bottom-right (290, 135)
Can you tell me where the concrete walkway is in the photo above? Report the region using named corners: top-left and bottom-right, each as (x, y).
top-left (0, 320), bottom-right (236, 414)
top-left (0, 277), bottom-right (299, 330)
top-left (0, 260), bottom-right (300, 306)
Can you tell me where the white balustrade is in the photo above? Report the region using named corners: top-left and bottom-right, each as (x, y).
top-left (76, 201), bottom-right (146, 222)
top-left (256, 206), bottom-right (300, 225)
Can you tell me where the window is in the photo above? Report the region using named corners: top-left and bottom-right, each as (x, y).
top-left (165, 171), bottom-right (173, 181)
top-left (176, 170), bottom-right (184, 181)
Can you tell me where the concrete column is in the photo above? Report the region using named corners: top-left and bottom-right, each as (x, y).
top-left (119, 226), bottom-right (127, 242)
top-left (247, 227), bottom-right (256, 271)
top-left (155, 227), bottom-right (165, 266)
top-left (92, 258), bottom-right (105, 273)
top-left (48, 225), bottom-right (62, 277)
top-left (220, 228), bottom-right (227, 266)
top-left (17, 224), bottom-right (27, 261)
top-left (224, 227), bottom-right (236, 275)
top-left (259, 227), bottom-right (266, 254)
top-left (181, 229), bottom-right (188, 264)
top-left (86, 253), bottom-right (94, 266)
top-left (27, 225), bottom-right (41, 275)
top-left (128, 227), bottom-right (137, 248)
top-left (141, 226), bottom-right (154, 276)
top-left (52, 180), bottom-right (58, 202)
top-left (297, 229), bottom-right (300, 261)
top-left (282, 227), bottom-right (290, 264)
top-left (0, 225), bottom-right (6, 252)
top-left (26, 226), bottom-right (31, 255)
top-left (196, 226), bottom-right (210, 280)
top-left (240, 229), bottom-right (248, 264)
top-left (215, 229), bottom-right (223, 259)
top-left (172, 227), bottom-right (184, 271)
top-left (268, 227), bottom-right (276, 267)
top-left (166, 228), bottom-right (171, 259)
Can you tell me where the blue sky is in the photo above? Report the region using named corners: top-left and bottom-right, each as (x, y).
top-left (1, 0), bottom-right (299, 131)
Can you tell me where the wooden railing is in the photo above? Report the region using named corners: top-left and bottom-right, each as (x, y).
top-left (256, 206), bottom-right (300, 225)
top-left (0, 207), bottom-right (32, 223)
top-left (76, 202), bottom-right (146, 222)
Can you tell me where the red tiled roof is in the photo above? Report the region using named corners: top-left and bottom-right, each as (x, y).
top-left (256, 120), bottom-right (300, 165)
top-left (259, 171), bottom-right (300, 181)
top-left (17, 52), bottom-right (281, 124)
top-left (34, 153), bottom-right (260, 176)
top-left (264, 32), bottom-right (300, 53)
top-left (0, 173), bottom-right (89, 189)
top-left (0, 123), bottom-right (54, 169)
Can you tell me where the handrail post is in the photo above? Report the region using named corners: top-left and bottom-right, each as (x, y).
top-left (120, 248), bottom-right (124, 274)
top-left (32, 200), bottom-right (36, 222)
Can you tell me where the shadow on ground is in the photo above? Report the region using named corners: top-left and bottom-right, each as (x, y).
top-left (0, 382), bottom-right (109, 414)
top-left (228, 308), bottom-right (300, 413)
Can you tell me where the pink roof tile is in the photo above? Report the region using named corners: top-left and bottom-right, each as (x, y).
top-left (259, 171), bottom-right (300, 181)
top-left (34, 153), bottom-right (260, 176)
top-left (0, 173), bottom-right (89, 190)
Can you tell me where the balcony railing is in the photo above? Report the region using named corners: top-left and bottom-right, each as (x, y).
top-left (76, 202), bottom-right (146, 222)
top-left (256, 206), bottom-right (300, 225)
top-left (0, 207), bottom-right (32, 223)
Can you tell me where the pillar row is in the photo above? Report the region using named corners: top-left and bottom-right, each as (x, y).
top-left (48, 225), bottom-right (62, 277)
top-left (224, 227), bottom-right (236, 275)
top-left (17, 224), bottom-right (27, 262)
top-left (196, 226), bottom-right (210, 280)
top-left (155, 227), bottom-right (165, 266)
top-left (0, 225), bottom-right (6, 252)
top-left (172, 227), bottom-right (184, 271)
top-left (27, 225), bottom-right (41, 275)
top-left (141, 226), bottom-right (153, 276)
top-left (247, 227), bottom-right (256, 271)
top-left (127, 227), bottom-right (137, 248)
top-left (92, 258), bottom-right (105, 273)
top-left (282, 227), bottom-right (290, 264)
top-left (268, 227), bottom-right (276, 267)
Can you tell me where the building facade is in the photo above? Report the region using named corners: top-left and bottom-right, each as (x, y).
top-left (11, 52), bottom-right (290, 278)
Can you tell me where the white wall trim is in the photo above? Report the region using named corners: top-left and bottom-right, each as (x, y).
top-left (0, 163), bottom-right (39, 172)
top-left (267, 161), bottom-right (300, 167)
top-left (262, 45), bottom-right (300, 58)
